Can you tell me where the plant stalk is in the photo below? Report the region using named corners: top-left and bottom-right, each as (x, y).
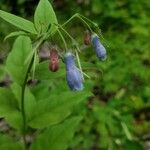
top-left (21, 56), bottom-right (34, 150)
top-left (21, 37), bottom-right (45, 150)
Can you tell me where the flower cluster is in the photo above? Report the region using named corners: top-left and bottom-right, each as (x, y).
top-left (48, 26), bottom-right (107, 91)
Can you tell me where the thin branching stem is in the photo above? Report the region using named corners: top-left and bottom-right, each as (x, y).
top-left (57, 29), bottom-right (68, 51)
top-left (62, 14), bottom-right (78, 27)
top-left (75, 50), bottom-right (84, 81)
top-left (76, 16), bottom-right (93, 33)
top-left (62, 13), bottom-right (93, 33)
top-left (54, 23), bottom-right (81, 52)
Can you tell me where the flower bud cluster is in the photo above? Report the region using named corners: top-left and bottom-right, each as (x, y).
top-left (48, 31), bottom-right (107, 91)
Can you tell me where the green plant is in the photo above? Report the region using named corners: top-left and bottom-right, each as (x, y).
top-left (0, 0), bottom-right (108, 149)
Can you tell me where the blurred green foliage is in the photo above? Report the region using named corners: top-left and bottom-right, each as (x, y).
top-left (0, 0), bottom-right (150, 150)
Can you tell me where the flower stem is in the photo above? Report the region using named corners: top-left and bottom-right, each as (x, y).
top-left (62, 14), bottom-right (78, 27)
top-left (54, 23), bottom-right (81, 52)
top-left (75, 50), bottom-right (84, 81)
top-left (76, 15), bottom-right (93, 33)
top-left (62, 13), bottom-right (93, 33)
top-left (57, 29), bottom-right (68, 51)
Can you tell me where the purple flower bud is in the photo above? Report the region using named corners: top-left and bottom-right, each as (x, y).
top-left (64, 52), bottom-right (84, 91)
top-left (91, 34), bottom-right (107, 61)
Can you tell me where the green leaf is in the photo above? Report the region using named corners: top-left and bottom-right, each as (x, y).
top-left (28, 111), bottom-right (70, 129)
top-left (34, 0), bottom-right (58, 33)
top-left (29, 90), bottom-right (91, 129)
top-left (0, 87), bottom-right (23, 131)
top-left (35, 60), bottom-right (65, 80)
top-left (0, 134), bottom-right (23, 150)
top-left (0, 143), bottom-right (23, 150)
top-left (11, 83), bottom-right (37, 121)
top-left (0, 87), bottom-right (18, 117)
top-left (5, 110), bottom-right (23, 131)
top-left (4, 31), bottom-right (27, 41)
top-left (0, 10), bottom-right (37, 34)
top-left (30, 116), bottom-right (82, 150)
top-left (24, 87), bottom-right (37, 120)
top-left (124, 140), bottom-right (144, 150)
top-left (30, 81), bottom-right (52, 101)
top-left (6, 36), bottom-right (32, 85)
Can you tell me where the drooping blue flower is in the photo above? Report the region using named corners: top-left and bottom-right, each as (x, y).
top-left (64, 52), bottom-right (84, 91)
top-left (91, 34), bottom-right (107, 61)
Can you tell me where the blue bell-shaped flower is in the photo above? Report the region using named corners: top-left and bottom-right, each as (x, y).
top-left (64, 52), bottom-right (84, 91)
top-left (91, 34), bottom-right (107, 61)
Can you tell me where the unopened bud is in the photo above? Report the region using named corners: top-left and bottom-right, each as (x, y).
top-left (83, 30), bottom-right (91, 45)
top-left (49, 48), bottom-right (59, 72)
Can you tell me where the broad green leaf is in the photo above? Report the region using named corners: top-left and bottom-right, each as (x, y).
top-left (0, 87), bottom-right (18, 117)
top-left (34, 0), bottom-right (58, 33)
top-left (5, 110), bottom-right (23, 131)
top-left (29, 90), bottom-right (91, 129)
top-left (0, 10), bottom-right (37, 34)
top-left (30, 116), bottom-right (82, 150)
top-left (11, 83), bottom-right (37, 121)
top-left (4, 31), bottom-right (27, 41)
top-left (28, 111), bottom-right (70, 129)
top-left (0, 87), bottom-right (23, 131)
top-left (0, 134), bottom-right (23, 150)
top-left (6, 36), bottom-right (32, 85)
top-left (30, 81), bottom-right (52, 101)
top-left (0, 143), bottom-right (23, 150)
top-left (0, 134), bottom-right (14, 145)
top-left (35, 60), bottom-right (65, 80)
top-left (10, 83), bottom-right (21, 107)
top-left (24, 87), bottom-right (37, 120)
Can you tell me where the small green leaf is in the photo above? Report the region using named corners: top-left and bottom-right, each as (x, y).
top-left (6, 36), bottom-right (32, 85)
top-left (30, 116), bottom-right (82, 150)
top-left (0, 87), bottom-right (23, 131)
top-left (28, 90), bottom-right (91, 129)
top-left (35, 60), bottom-right (65, 80)
top-left (0, 143), bottom-right (23, 150)
top-left (0, 10), bottom-right (37, 34)
top-left (4, 31), bottom-right (27, 41)
top-left (0, 87), bottom-right (18, 117)
top-left (28, 111), bottom-right (70, 129)
top-left (0, 134), bottom-right (23, 150)
top-left (5, 110), bottom-right (23, 131)
top-left (34, 0), bottom-right (58, 33)
top-left (11, 83), bottom-right (37, 121)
